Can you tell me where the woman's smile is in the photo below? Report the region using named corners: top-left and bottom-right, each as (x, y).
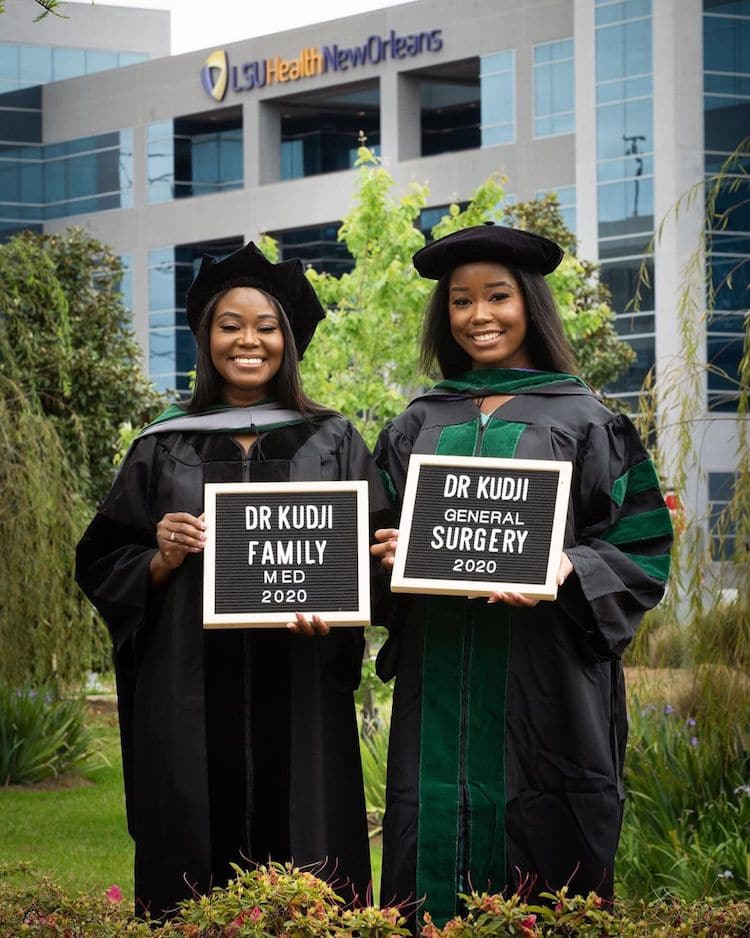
top-left (210, 286), bottom-right (285, 404)
top-left (448, 261), bottom-right (531, 370)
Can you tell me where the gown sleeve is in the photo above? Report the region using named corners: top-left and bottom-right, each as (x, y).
top-left (336, 422), bottom-right (395, 629)
top-left (371, 421), bottom-right (416, 679)
top-left (557, 412), bottom-right (673, 659)
top-left (75, 435), bottom-right (163, 651)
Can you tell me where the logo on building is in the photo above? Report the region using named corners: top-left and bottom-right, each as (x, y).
top-left (200, 29), bottom-right (443, 101)
top-left (201, 49), bottom-right (228, 102)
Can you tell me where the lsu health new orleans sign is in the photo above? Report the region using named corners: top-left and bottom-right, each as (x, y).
top-left (391, 455), bottom-right (572, 601)
top-left (203, 481), bottom-right (370, 628)
top-left (201, 28), bottom-right (444, 102)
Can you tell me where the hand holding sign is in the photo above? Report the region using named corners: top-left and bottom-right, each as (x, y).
top-left (390, 455), bottom-right (572, 601)
top-left (151, 511), bottom-right (207, 585)
top-left (371, 528), bottom-right (399, 568)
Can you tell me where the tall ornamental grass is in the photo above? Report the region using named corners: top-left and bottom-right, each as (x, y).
top-left (0, 685), bottom-right (98, 785)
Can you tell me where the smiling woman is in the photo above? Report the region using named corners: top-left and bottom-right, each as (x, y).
top-left (370, 222), bottom-right (673, 931)
top-left (209, 287), bottom-right (286, 404)
top-left (75, 241), bottom-right (392, 920)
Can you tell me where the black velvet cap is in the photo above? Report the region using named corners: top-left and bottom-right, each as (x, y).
top-left (413, 221), bottom-right (564, 279)
top-left (185, 241), bottom-right (326, 358)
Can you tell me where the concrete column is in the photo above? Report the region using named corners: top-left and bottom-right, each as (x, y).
top-left (380, 71), bottom-right (421, 165)
top-left (573, 0), bottom-right (598, 260)
top-left (652, 0), bottom-right (708, 520)
top-left (243, 97), bottom-right (281, 187)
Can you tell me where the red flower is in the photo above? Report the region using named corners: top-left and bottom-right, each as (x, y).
top-left (521, 914), bottom-right (537, 927)
top-left (105, 884), bottom-right (123, 904)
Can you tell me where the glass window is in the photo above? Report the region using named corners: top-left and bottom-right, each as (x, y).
top-left (0, 44), bottom-right (20, 82)
top-left (708, 471), bottom-right (737, 560)
top-left (147, 120), bottom-right (175, 203)
top-left (534, 39), bottom-right (574, 138)
top-left (85, 50), bottom-right (118, 74)
top-left (18, 45), bottom-right (52, 85)
top-left (272, 221), bottom-right (353, 276)
top-left (420, 76), bottom-right (481, 156)
top-left (600, 256), bottom-right (654, 312)
top-left (606, 334), bottom-right (655, 395)
top-left (536, 185), bottom-right (576, 232)
top-left (596, 19), bottom-right (651, 83)
top-left (118, 52), bottom-right (148, 67)
top-left (598, 177), bottom-right (654, 236)
top-left (710, 255), bottom-right (750, 310)
top-left (52, 47), bottom-right (86, 81)
top-left (280, 84), bottom-right (380, 178)
top-left (481, 50), bottom-right (515, 146)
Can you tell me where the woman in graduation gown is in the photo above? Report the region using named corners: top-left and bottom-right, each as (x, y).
top-left (371, 223), bottom-right (673, 927)
top-left (76, 243), bottom-right (390, 918)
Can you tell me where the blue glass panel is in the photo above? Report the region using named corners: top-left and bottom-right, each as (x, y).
top-left (596, 0), bottom-right (651, 25)
top-left (19, 46), bottom-right (52, 84)
top-left (704, 0), bottom-right (750, 12)
top-left (52, 47), bottom-right (86, 81)
top-left (20, 160), bottom-right (42, 202)
top-left (710, 256), bottom-right (750, 309)
top-left (598, 154), bottom-right (654, 181)
top-left (117, 253), bottom-right (133, 311)
top-left (596, 19), bottom-right (651, 83)
top-left (552, 66), bottom-right (575, 113)
top-left (606, 335), bottom-right (655, 394)
top-left (118, 52), bottom-right (148, 67)
top-left (0, 161), bottom-right (19, 200)
top-left (0, 109), bottom-right (42, 143)
top-left (85, 50), bottom-right (118, 74)
top-left (281, 139), bottom-right (304, 180)
top-left (481, 50), bottom-right (514, 76)
top-left (149, 264), bottom-right (177, 311)
top-left (535, 67), bottom-right (553, 117)
top-left (600, 256), bottom-right (654, 311)
top-left (535, 43), bottom-right (552, 64)
top-left (708, 471), bottom-right (735, 502)
top-left (615, 311), bottom-right (655, 334)
top-left (43, 157), bottom-right (65, 205)
top-left (482, 123), bottom-right (514, 145)
top-left (551, 112), bottom-right (575, 135)
top-left (535, 116), bottom-right (553, 137)
top-left (704, 14), bottom-right (750, 73)
top-left (481, 53), bottom-right (515, 145)
top-left (0, 44), bottom-right (20, 82)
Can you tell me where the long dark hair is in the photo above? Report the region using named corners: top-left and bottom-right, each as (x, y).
top-left (185, 279), bottom-right (331, 415)
top-left (419, 265), bottom-right (577, 378)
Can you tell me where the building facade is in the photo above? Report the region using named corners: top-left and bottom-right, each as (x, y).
top-left (1, 0), bottom-right (747, 547)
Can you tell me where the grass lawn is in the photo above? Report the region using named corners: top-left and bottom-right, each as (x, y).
top-left (0, 702), bottom-right (134, 899)
top-left (0, 701), bottom-right (384, 905)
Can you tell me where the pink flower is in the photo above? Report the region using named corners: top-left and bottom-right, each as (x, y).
top-left (521, 914), bottom-right (537, 927)
top-left (555, 901), bottom-right (563, 912)
top-left (105, 884), bottom-right (124, 904)
top-left (249, 906), bottom-right (262, 923)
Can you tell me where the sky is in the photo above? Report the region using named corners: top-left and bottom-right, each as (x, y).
top-left (65, 0), bottom-right (408, 55)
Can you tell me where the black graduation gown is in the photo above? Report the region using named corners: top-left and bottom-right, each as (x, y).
top-left (374, 376), bottom-right (673, 926)
top-left (76, 415), bottom-right (391, 918)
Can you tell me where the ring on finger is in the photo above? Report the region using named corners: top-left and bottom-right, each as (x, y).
top-left (170, 531), bottom-right (176, 542)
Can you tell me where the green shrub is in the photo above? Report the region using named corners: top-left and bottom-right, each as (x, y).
top-left (0, 686), bottom-right (98, 785)
top-left (618, 695), bottom-right (750, 902)
top-left (360, 715), bottom-right (389, 836)
top-left (4, 865), bottom-right (750, 937)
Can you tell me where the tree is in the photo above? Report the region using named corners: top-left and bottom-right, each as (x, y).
top-left (0, 228), bottom-right (166, 504)
top-left (0, 228), bottom-right (165, 685)
top-left (299, 148), bottom-right (635, 448)
top-left (0, 0), bottom-right (66, 19)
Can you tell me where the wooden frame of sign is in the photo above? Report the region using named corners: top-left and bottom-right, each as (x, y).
top-left (391, 454), bottom-right (572, 601)
top-left (203, 480), bottom-right (370, 628)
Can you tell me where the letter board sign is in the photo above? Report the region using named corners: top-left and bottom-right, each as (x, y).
top-left (391, 455), bottom-right (572, 600)
top-left (203, 481), bottom-right (370, 627)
